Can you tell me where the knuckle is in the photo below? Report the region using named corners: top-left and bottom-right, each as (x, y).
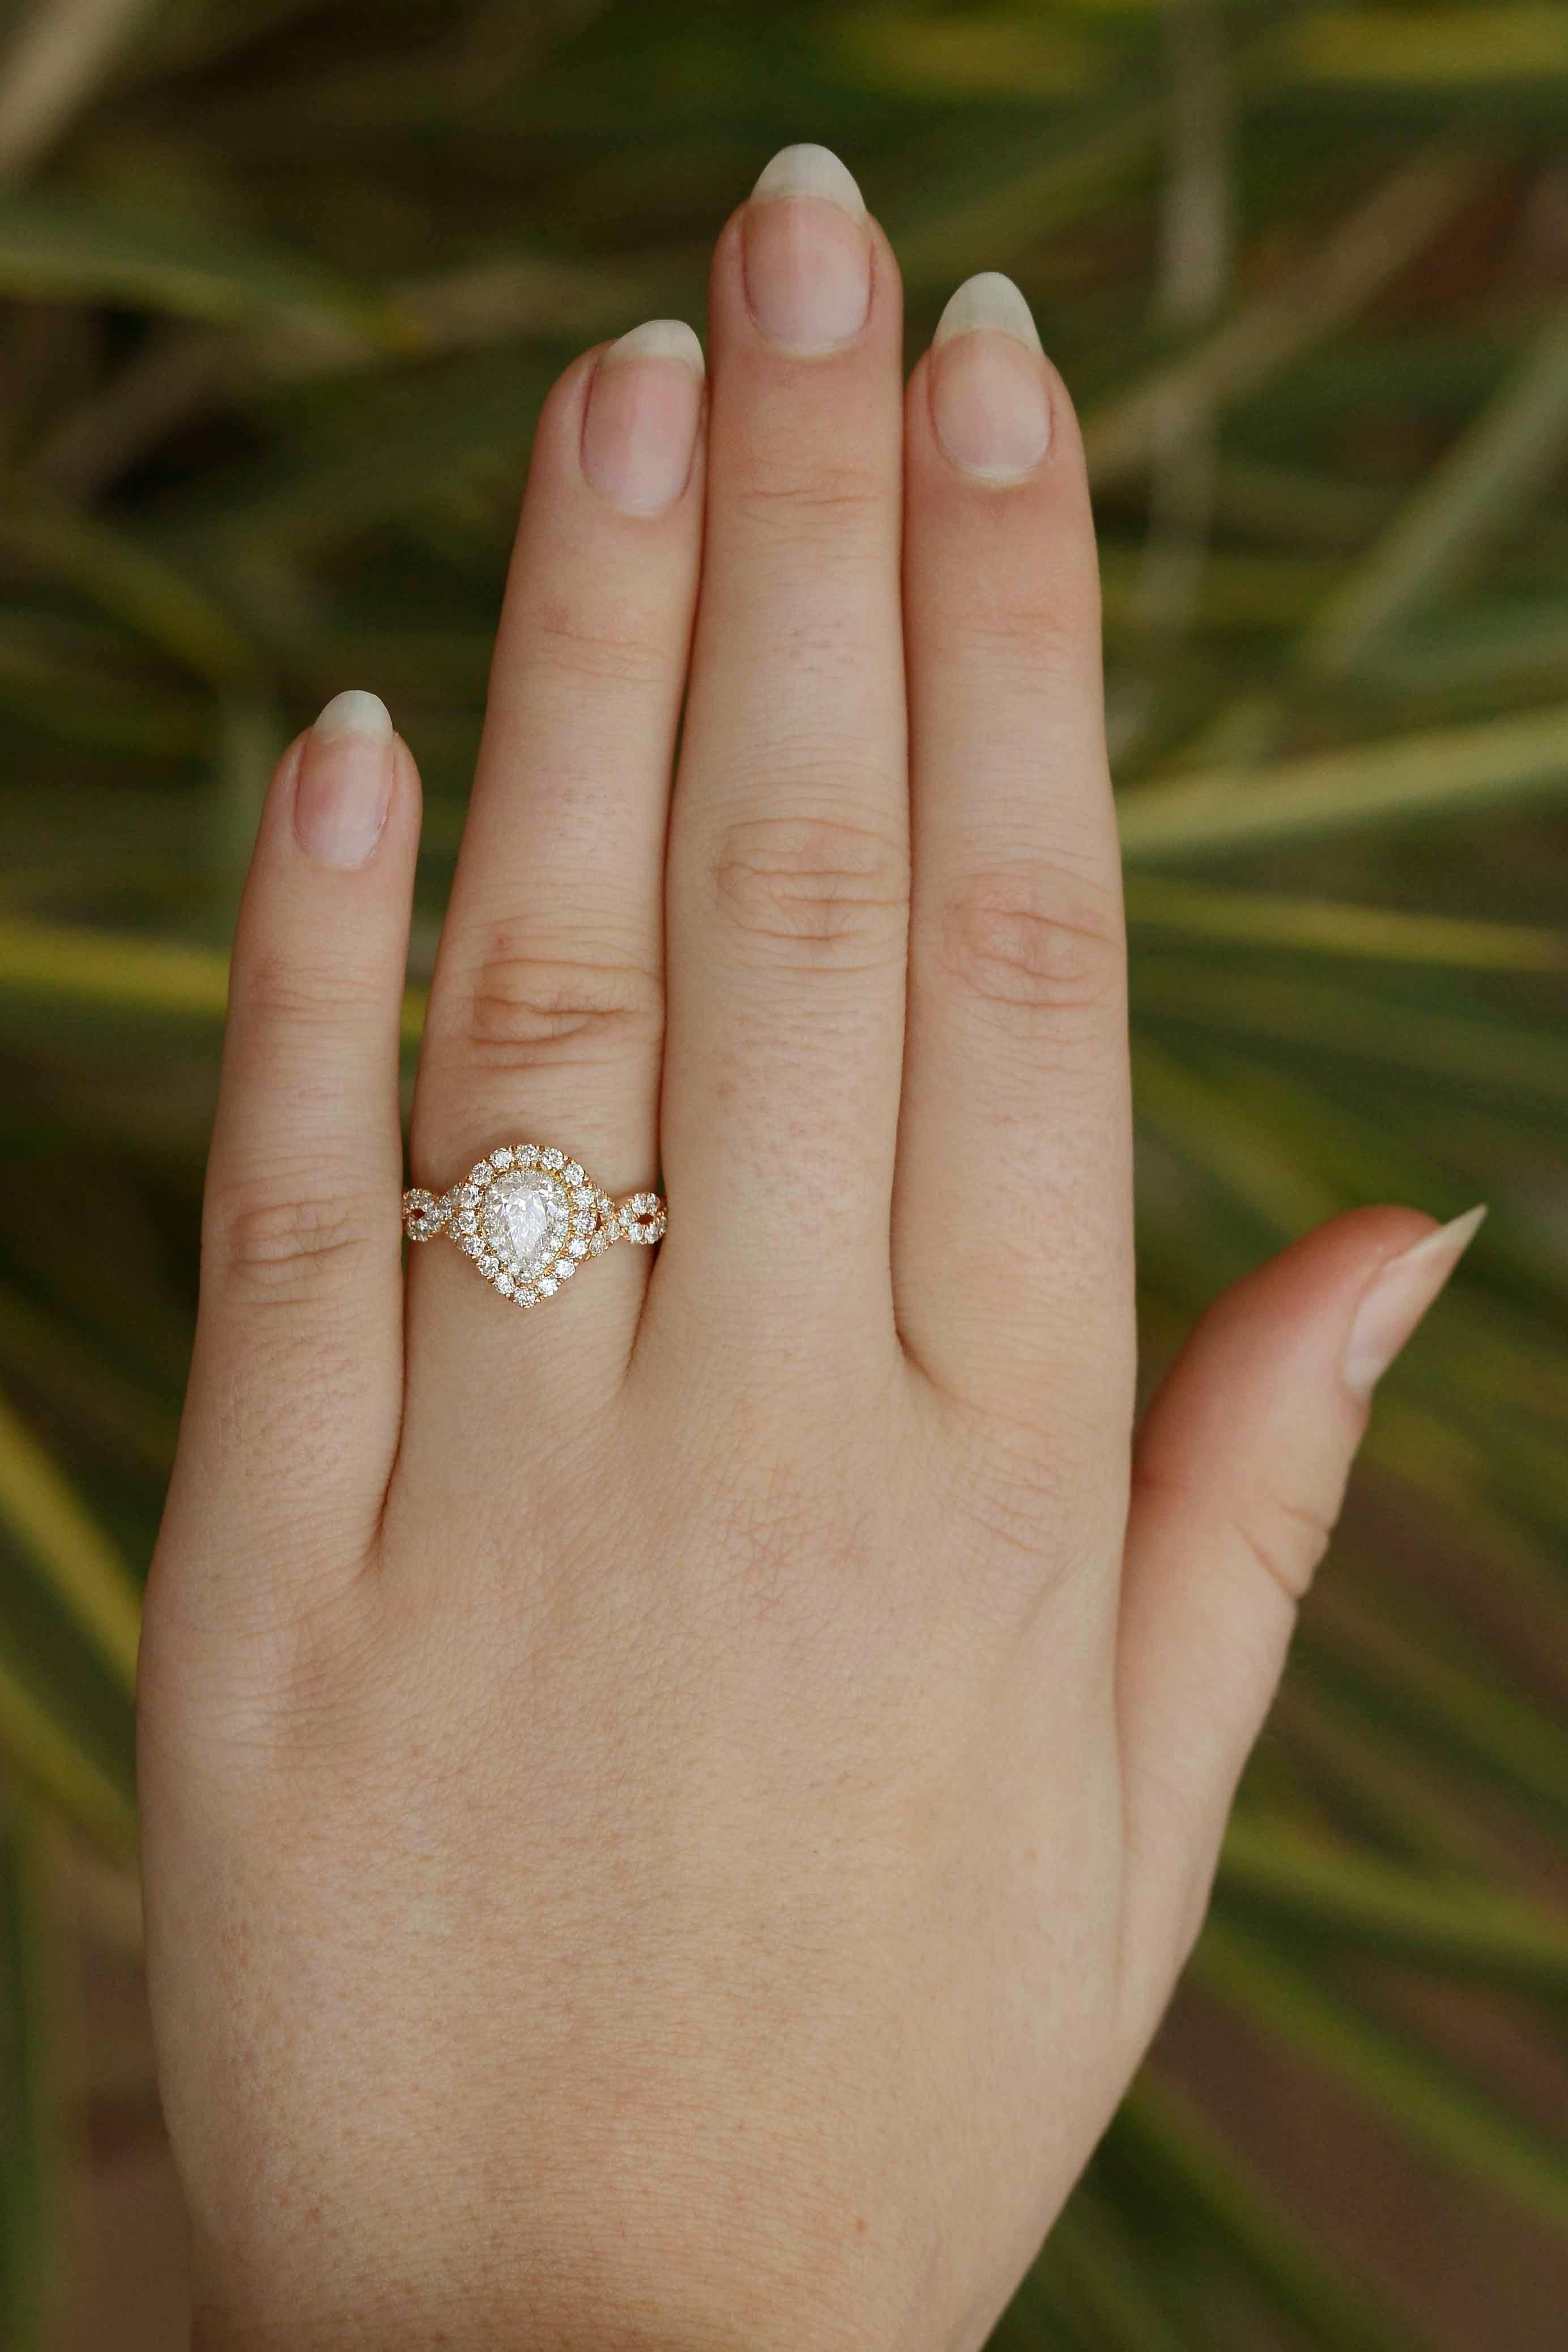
top-left (1226, 1488), bottom-right (1337, 1608)
top-left (1132, 1457), bottom-right (1339, 1614)
top-left (948, 572), bottom-right (1097, 677)
top-left (713, 813), bottom-right (907, 971)
top-left (939, 864), bottom-right (1122, 1031)
top-left (730, 458), bottom-right (886, 543)
top-left (239, 948), bottom-right (384, 1035)
top-left (210, 1183), bottom-right (387, 1308)
top-left (521, 595), bottom-right (670, 690)
top-left (458, 921), bottom-right (663, 1073)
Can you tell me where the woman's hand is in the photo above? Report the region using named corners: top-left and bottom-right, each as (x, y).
top-left (138, 144), bottom-right (1478, 2352)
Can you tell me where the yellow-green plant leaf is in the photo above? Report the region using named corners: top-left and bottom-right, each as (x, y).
top-left (1217, 1818), bottom-right (1568, 1994)
top-left (1118, 700), bottom-right (1568, 859)
top-left (830, 11), bottom-right (1100, 99)
top-left (0, 190), bottom-right (393, 339)
top-left (0, 491), bottom-right (262, 687)
top-left (1113, 2078), bottom-right (1451, 2352)
top-left (1292, 6), bottom-right (1568, 86)
top-left (1303, 299), bottom-right (1568, 676)
top-left (1083, 145), bottom-right (1499, 488)
top-left (0, 1790), bottom-right (57, 2351)
top-left (1132, 1036), bottom-right (1341, 1234)
top-left (1194, 1920), bottom-right (1568, 2231)
top-left (0, 915), bottom-right (429, 1047)
top-left (1126, 878), bottom-right (1567, 969)
top-left (0, 1654), bottom-right (135, 1858)
top-left (0, 1391), bottom-right (139, 1692)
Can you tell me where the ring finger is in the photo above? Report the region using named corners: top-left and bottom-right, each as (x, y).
top-left (408, 320), bottom-right (706, 1377)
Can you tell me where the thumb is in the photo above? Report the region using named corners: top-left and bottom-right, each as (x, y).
top-left (1114, 1201), bottom-right (1484, 2028)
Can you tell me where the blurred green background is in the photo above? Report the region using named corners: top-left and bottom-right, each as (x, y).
top-left (1, 0), bottom-right (1566, 2344)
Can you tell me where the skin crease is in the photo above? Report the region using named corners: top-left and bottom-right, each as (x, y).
top-left (137, 151), bottom-right (1474, 2352)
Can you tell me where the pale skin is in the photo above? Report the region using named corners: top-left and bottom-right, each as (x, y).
top-left (139, 146), bottom-right (1482, 2352)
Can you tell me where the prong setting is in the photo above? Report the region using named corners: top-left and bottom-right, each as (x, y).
top-left (402, 1145), bottom-right (666, 1309)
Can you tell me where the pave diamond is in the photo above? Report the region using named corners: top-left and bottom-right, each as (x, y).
top-left (405, 1142), bottom-right (663, 1305)
top-left (480, 1167), bottom-right (571, 1281)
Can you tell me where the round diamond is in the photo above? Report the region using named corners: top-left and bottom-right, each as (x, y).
top-left (477, 1252), bottom-right (497, 1278)
top-left (518, 1143), bottom-right (539, 1166)
top-left (537, 1275), bottom-right (559, 1297)
top-left (568, 1237), bottom-right (588, 1258)
top-left (460, 1233), bottom-right (483, 1257)
top-left (491, 1147), bottom-right (514, 1169)
top-left (516, 1285), bottom-right (537, 1305)
top-left (495, 1270), bottom-right (514, 1296)
top-left (480, 1167), bottom-right (571, 1281)
top-left (564, 1161), bottom-right (584, 1185)
top-left (542, 1147), bottom-right (565, 1171)
top-left (556, 1258), bottom-right (575, 1279)
top-left (455, 1209), bottom-right (477, 1234)
top-left (468, 1162), bottom-right (493, 1188)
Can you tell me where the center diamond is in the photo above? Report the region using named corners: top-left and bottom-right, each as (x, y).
top-left (481, 1168), bottom-right (570, 1279)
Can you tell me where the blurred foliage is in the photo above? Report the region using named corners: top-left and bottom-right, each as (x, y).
top-left (0, 0), bottom-right (1565, 2345)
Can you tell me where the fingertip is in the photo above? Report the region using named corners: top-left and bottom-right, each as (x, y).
top-left (1196, 1203), bottom-right (1445, 1351)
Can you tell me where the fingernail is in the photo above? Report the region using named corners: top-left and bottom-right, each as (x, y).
top-left (293, 690), bottom-right (394, 867)
top-left (743, 142), bottom-right (871, 351)
top-left (929, 271), bottom-right (1051, 483)
top-left (1341, 1206), bottom-right (1486, 1398)
top-left (581, 318), bottom-right (705, 513)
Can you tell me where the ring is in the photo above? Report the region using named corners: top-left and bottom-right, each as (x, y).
top-left (402, 1143), bottom-right (666, 1309)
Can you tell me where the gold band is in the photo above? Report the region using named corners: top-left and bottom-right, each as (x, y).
top-left (403, 1143), bottom-right (665, 1309)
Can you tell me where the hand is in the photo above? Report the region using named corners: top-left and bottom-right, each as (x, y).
top-left (138, 144), bottom-right (1478, 2352)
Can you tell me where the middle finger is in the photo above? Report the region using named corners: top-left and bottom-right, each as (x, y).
top-left (657, 146), bottom-right (909, 1349)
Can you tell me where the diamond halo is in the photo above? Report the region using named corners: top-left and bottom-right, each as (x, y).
top-left (400, 1143), bottom-right (666, 1310)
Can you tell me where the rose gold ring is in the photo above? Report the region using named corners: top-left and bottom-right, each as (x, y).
top-left (402, 1142), bottom-right (665, 1310)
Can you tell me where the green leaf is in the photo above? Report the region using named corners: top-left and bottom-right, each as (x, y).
top-left (1303, 299), bottom-right (1568, 675)
top-left (0, 191), bottom-right (394, 342)
top-left (1290, 7), bottom-right (1568, 87)
top-left (0, 916), bottom-right (429, 1048)
top-left (1083, 145), bottom-right (1500, 489)
top-left (1126, 877), bottom-right (1567, 969)
top-left (0, 1390), bottom-right (140, 1694)
top-left (1111, 2077), bottom-right (1454, 2352)
top-left (1135, 959), bottom-right (1568, 1107)
top-left (0, 490), bottom-right (263, 687)
top-left (1118, 700), bottom-right (1568, 860)
top-left (1193, 1920), bottom-right (1568, 2231)
top-left (0, 1790), bottom-right (58, 2352)
top-left (1216, 1818), bottom-right (1568, 1995)
top-left (0, 1651), bottom-right (137, 1860)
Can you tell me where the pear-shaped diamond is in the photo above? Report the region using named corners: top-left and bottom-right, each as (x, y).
top-left (481, 1167), bottom-right (570, 1281)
